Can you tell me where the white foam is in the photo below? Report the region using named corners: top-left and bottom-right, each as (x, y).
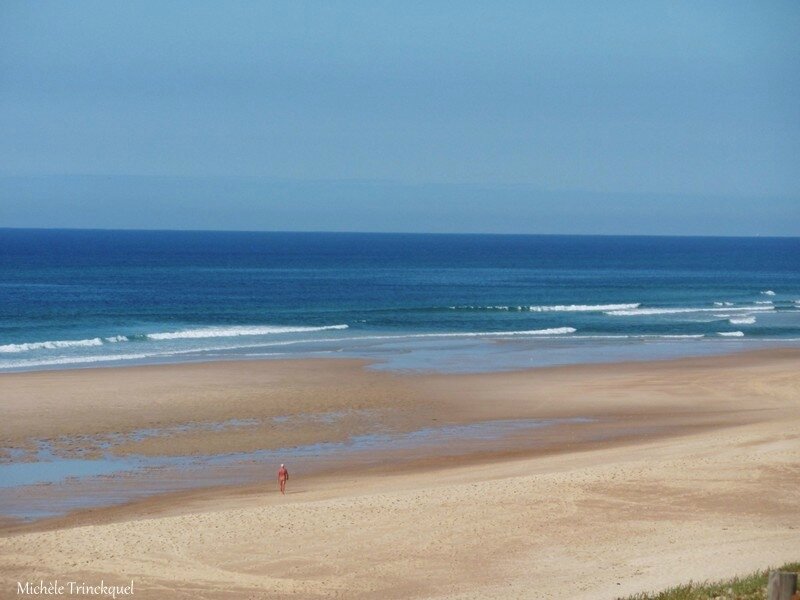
top-left (450, 303), bottom-right (639, 312)
top-left (572, 334), bottom-right (706, 340)
top-left (0, 341), bottom-right (296, 369)
top-left (606, 305), bottom-right (775, 316)
top-left (225, 328), bottom-right (578, 345)
top-left (580, 334), bottom-right (704, 339)
top-left (146, 324), bottom-right (349, 340)
top-left (713, 302), bottom-right (734, 307)
top-left (0, 346), bottom-right (222, 369)
top-left (729, 317), bottom-right (755, 325)
top-left (0, 338), bottom-right (104, 353)
top-left (394, 327), bottom-right (578, 338)
top-left (755, 301), bottom-right (773, 305)
top-left (498, 327), bottom-right (576, 335)
top-left (0, 352), bottom-right (157, 368)
top-left (761, 290), bottom-right (776, 296)
top-left (718, 331), bottom-right (745, 337)
top-left (525, 303), bottom-right (638, 313)
top-left (0, 325), bottom-right (349, 354)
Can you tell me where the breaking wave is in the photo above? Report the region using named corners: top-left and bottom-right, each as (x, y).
top-left (448, 303), bottom-right (639, 312)
top-left (606, 305), bottom-right (775, 316)
top-left (728, 317), bottom-right (756, 325)
top-left (0, 338), bottom-right (105, 353)
top-left (0, 325), bottom-right (348, 353)
top-left (378, 328), bottom-right (579, 338)
top-left (146, 324), bottom-right (349, 340)
top-left (718, 331), bottom-right (745, 337)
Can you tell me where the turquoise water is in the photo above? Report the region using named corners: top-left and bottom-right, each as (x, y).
top-left (1, 229), bottom-right (799, 372)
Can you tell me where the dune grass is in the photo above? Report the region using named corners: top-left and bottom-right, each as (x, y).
top-left (621, 562), bottom-right (800, 600)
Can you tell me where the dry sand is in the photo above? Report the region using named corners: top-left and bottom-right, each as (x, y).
top-left (1, 350), bottom-right (799, 598)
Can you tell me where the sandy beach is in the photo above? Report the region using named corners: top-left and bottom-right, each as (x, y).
top-left (1, 350), bottom-right (799, 599)
top-left (4, 1), bottom-right (798, 597)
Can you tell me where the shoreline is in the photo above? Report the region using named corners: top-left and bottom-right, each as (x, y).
top-left (2, 334), bottom-right (799, 377)
top-left (3, 346), bottom-right (798, 457)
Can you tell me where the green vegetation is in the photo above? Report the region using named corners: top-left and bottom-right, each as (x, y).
top-left (621, 563), bottom-right (800, 600)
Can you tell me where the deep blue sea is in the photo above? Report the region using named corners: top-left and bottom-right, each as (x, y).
top-left (1, 229), bottom-right (799, 373)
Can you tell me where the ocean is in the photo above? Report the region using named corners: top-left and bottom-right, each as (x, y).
top-left (1, 229), bottom-right (799, 373)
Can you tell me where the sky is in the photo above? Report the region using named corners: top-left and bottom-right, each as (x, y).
top-left (0, 1), bottom-right (798, 235)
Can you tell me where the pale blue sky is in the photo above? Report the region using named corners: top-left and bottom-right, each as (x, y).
top-left (1, 1), bottom-right (798, 234)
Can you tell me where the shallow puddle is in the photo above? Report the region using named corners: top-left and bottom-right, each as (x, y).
top-left (0, 417), bottom-right (593, 520)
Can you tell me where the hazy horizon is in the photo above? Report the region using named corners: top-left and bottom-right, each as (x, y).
top-left (2, 174), bottom-right (798, 236)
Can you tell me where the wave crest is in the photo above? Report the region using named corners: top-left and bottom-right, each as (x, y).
top-left (729, 317), bottom-right (755, 325)
top-left (0, 325), bottom-right (348, 353)
top-left (607, 305), bottom-right (774, 316)
top-left (0, 338), bottom-right (104, 353)
top-left (448, 303), bottom-right (639, 312)
top-left (392, 328), bottom-right (578, 338)
top-left (505, 327), bottom-right (576, 335)
top-left (146, 324), bottom-right (349, 340)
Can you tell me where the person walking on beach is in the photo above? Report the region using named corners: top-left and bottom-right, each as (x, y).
top-left (278, 464), bottom-right (289, 495)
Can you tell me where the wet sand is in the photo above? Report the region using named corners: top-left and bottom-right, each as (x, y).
top-left (1, 350), bottom-right (799, 598)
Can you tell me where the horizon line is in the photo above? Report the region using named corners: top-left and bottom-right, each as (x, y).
top-left (1, 226), bottom-right (797, 240)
